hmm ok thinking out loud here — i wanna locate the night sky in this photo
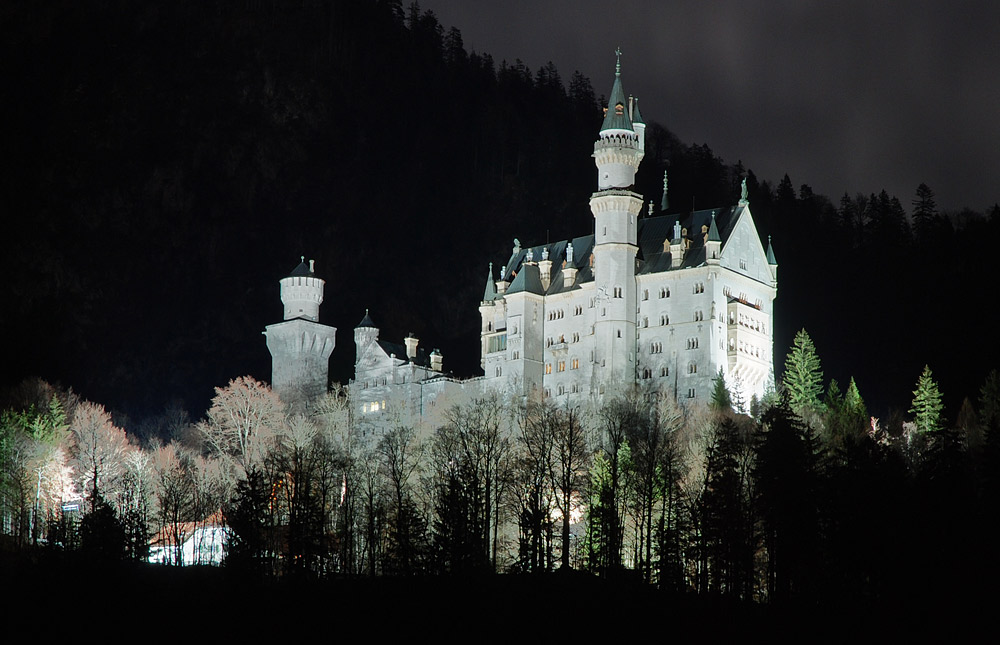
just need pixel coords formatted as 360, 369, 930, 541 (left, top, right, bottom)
422, 0, 1000, 212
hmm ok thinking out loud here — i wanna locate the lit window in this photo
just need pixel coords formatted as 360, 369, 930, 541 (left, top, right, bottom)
545, 363, 552, 375
558, 361, 565, 372
572, 358, 579, 370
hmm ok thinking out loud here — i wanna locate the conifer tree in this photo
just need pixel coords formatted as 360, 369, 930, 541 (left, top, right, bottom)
783, 329, 824, 416
710, 368, 732, 413
909, 365, 944, 433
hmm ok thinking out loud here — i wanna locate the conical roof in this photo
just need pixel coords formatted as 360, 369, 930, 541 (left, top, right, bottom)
356, 309, 377, 328
600, 52, 633, 133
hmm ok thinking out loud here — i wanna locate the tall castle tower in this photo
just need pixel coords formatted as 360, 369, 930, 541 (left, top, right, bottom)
591, 50, 645, 390
263, 257, 337, 412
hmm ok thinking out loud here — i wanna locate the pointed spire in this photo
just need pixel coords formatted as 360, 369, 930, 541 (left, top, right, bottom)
766, 235, 777, 265
630, 96, 644, 125
739, 177, 749, 207
600, 48, 634, 133
483, 262, 497, 301
356, 308, 376, 329
661, 170, 669, 211
708, 212, 721, 242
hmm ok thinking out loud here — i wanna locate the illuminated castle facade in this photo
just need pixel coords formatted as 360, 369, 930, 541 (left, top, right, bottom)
265, 57, 777, 424
477, 57, 777, 408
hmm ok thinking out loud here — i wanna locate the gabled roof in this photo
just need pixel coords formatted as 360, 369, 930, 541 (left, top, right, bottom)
501, 235, 596, 294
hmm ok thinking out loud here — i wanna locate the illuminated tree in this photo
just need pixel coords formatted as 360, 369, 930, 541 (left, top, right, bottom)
70, 401, 132, 513
199, 376, 285, 476
783, 329, 824, 417
909, 365, 944, 434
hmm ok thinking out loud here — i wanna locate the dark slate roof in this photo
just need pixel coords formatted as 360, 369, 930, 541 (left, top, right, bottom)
506, 263, 545, 296
501, 235, 596, 294
636, 207, 740, 273
288, 258, 312, 277
499, 204, 749, 287
356, 310, 377, 329
600, 70, 633, 133
483, 264, 497, 301
631, 96, 644, 125
376, 340, 432, 367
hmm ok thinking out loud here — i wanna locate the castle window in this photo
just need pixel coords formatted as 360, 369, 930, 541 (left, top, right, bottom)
572, 358, 579, 370
687, 338, 699, 350
650, 342, 663, 354
694, 310, 704, 322
545, 363, 552, 375
660, 366, 669, 377
617, 330, 622, 338
642, 368, 652, 379
687, 388, 696, 399
558, 361, 566, 372
660, 287, 670, 298
660, 314, 669, 326
575, 305, 583, 315
642, 289, 649, 301
488, 322, 493, 331
643, 317, 648, 328
613, 286, 623, 298
558, 385, 565, 395
572, 332, 580, 343
512, 351, 520, 360
688, 362, 697, 374
693, 283, 704, 294
495, 366, 502, 377
740, 258, 748, 270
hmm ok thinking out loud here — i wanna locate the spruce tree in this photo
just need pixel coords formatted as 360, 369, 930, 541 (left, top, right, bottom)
710, 367, 733, 412
783, 329, 824, 416
909, 365, 944, 433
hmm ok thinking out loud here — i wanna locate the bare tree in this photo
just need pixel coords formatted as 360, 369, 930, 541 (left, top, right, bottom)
70, 401, 132, 512
198, 376, 285, 477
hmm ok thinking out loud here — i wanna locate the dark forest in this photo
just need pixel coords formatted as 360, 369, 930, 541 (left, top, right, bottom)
3, 0, 1000, 628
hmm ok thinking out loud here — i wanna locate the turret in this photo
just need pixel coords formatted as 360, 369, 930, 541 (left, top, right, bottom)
354, 309, 379, 363
280, 257, 324, 322
593, 49, 644, 190
591, 50, 644, 389
264, 258, 337, 413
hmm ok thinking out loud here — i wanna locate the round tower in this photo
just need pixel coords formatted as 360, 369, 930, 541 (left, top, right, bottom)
591, 50, 645, 390
264, 258, 337, 413
280, 257, 324, 321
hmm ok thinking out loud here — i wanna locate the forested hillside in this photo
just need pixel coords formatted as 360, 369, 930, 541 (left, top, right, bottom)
4, 0, 999, 427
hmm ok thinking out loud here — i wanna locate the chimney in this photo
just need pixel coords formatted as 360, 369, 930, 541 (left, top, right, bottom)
563, 242, 577, 288
430, 349, 443, 372
404, 333, 419, 361
309, 259, 315, 273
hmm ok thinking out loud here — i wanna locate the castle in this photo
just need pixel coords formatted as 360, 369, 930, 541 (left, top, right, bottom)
265, 55, 777, 428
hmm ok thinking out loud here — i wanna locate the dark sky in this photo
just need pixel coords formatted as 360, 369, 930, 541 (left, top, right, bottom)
423, 0, 1000, 212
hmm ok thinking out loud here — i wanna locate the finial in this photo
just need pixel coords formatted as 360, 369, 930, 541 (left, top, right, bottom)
542, 246, 549, 261
526, 248, 534, 262
615, 47, 622, 76
513, 238, 521, 255
566, 242, 574, 263
301, 255, 305, 263
489, 261, 493, 274
661, 170, 669, 211
648, 201, 654, 216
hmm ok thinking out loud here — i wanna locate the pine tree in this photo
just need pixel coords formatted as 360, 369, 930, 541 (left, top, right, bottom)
909, 365, 944, 433
912, 183, 938, 238
783, 329, 824, 416
710, 368, 732, 413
